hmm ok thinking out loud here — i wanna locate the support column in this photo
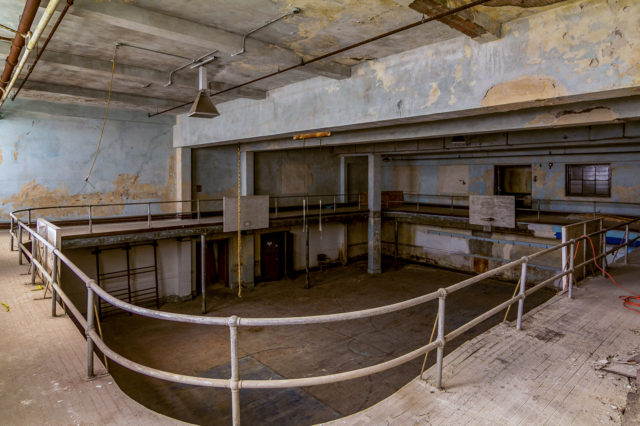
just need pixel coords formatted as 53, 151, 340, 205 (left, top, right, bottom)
240, 151, 254, 196
368, 153, 381, 275
339, 156, 347, 202
176, 147, 191, 214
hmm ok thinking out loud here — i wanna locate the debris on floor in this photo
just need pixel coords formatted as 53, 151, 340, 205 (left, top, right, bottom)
1, 302, 9, 312
594, 350, 640, 379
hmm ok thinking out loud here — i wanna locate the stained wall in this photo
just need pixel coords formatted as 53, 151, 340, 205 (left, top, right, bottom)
0, 100, 176, 221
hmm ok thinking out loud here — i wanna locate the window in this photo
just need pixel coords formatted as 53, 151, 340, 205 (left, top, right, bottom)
565, 164, 611, 197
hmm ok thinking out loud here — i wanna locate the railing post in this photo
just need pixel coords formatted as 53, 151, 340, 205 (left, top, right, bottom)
9, 216, 14, 251
51, 254, 58, 317
600, 219, 606, 277
88, 205, 93, 233
86, 283, 96, 378
228, 315, 241, 426
333, 195, 336, 212
416, 195, 419, 211
537, 200, 540, 222
568, 241, 575, 299
147, 202, 152, 228
30, 237, 36, 285
435, 288, 446, 390
18, 225, 23, 265
197, 199, 201, 223
624, 224, 629, 265
517, 259, 527, 331
275, 198, 278, 217
201, 234, 206, 314
28, 209, 32, 228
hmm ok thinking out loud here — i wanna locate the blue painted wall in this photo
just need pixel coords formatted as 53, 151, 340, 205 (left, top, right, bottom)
0, 100, 176, 221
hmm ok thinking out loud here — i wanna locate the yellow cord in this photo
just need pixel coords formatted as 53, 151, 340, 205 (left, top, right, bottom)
420, 312, 439, 378
503, 277, 522, 323
85, 45, 117, 184
237, 144, 242, 298
93, 304, 109, 371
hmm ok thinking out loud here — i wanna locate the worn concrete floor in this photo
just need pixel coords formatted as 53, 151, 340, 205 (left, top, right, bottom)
101, 260, 554, 425
0, 232, 186, 425
334, 254, 640, 425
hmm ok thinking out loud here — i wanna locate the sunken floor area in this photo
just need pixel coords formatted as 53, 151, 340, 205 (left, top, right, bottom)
101, 260, 555, 425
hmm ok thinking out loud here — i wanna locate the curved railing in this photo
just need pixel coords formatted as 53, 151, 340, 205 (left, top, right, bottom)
7, 202, 640, 426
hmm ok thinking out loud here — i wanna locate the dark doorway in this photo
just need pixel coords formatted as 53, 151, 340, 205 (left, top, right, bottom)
261, 232, 285, 282
495, 165, 532, 208
195, 239, 229, 293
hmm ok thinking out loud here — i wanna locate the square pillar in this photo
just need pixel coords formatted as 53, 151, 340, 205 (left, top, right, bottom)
176, 147, 191, 214
241, 151, 254, 196
339, 156, 347, 202
368, 154, 382, 274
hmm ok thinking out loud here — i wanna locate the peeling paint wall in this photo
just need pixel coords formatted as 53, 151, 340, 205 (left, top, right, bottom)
0, 101, 176, 220
175, 0, 640, 147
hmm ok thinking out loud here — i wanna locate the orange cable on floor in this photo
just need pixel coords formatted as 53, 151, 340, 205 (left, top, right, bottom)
580, 234, 640, 315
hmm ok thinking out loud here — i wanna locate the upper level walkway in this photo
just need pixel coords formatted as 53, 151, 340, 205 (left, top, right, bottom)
333, 251, 640, 425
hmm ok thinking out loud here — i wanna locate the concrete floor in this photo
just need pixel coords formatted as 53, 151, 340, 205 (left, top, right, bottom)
335, 253, 640, 425
0, 232, 186, 425
100, 259, 555, 425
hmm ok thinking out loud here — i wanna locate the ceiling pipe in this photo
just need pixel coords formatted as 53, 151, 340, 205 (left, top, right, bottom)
0, 0, 62, 109
0, 0, 41, 94
11, 0, 74, 101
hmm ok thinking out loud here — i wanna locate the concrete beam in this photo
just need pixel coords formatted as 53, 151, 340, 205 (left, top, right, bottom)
408, 0, 501, 42
66, 1, 351, 80
17, 80, 188, 112
0, 44, 266, 100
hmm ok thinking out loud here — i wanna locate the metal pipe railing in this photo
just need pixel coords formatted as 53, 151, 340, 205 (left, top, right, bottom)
9, 208, 639, 426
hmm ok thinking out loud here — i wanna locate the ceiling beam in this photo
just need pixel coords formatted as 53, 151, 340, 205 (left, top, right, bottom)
16, 80, 189, 112
0, 43, 266, 101
65, 1, 351, 80
406, 0, 501, 42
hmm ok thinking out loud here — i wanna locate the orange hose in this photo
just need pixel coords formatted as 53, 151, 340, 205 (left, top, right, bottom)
582, 234, 640, 314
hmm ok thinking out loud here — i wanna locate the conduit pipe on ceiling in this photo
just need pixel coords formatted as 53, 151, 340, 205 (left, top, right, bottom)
0, 0, 62, 109
12, 0, 74, 100
0, 0, 40, 93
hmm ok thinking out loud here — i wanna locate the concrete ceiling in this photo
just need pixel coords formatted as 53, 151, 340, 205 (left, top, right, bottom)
0, 0, 568, 114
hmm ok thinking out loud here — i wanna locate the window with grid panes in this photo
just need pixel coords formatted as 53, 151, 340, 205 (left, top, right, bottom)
565, 164, 611, 197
